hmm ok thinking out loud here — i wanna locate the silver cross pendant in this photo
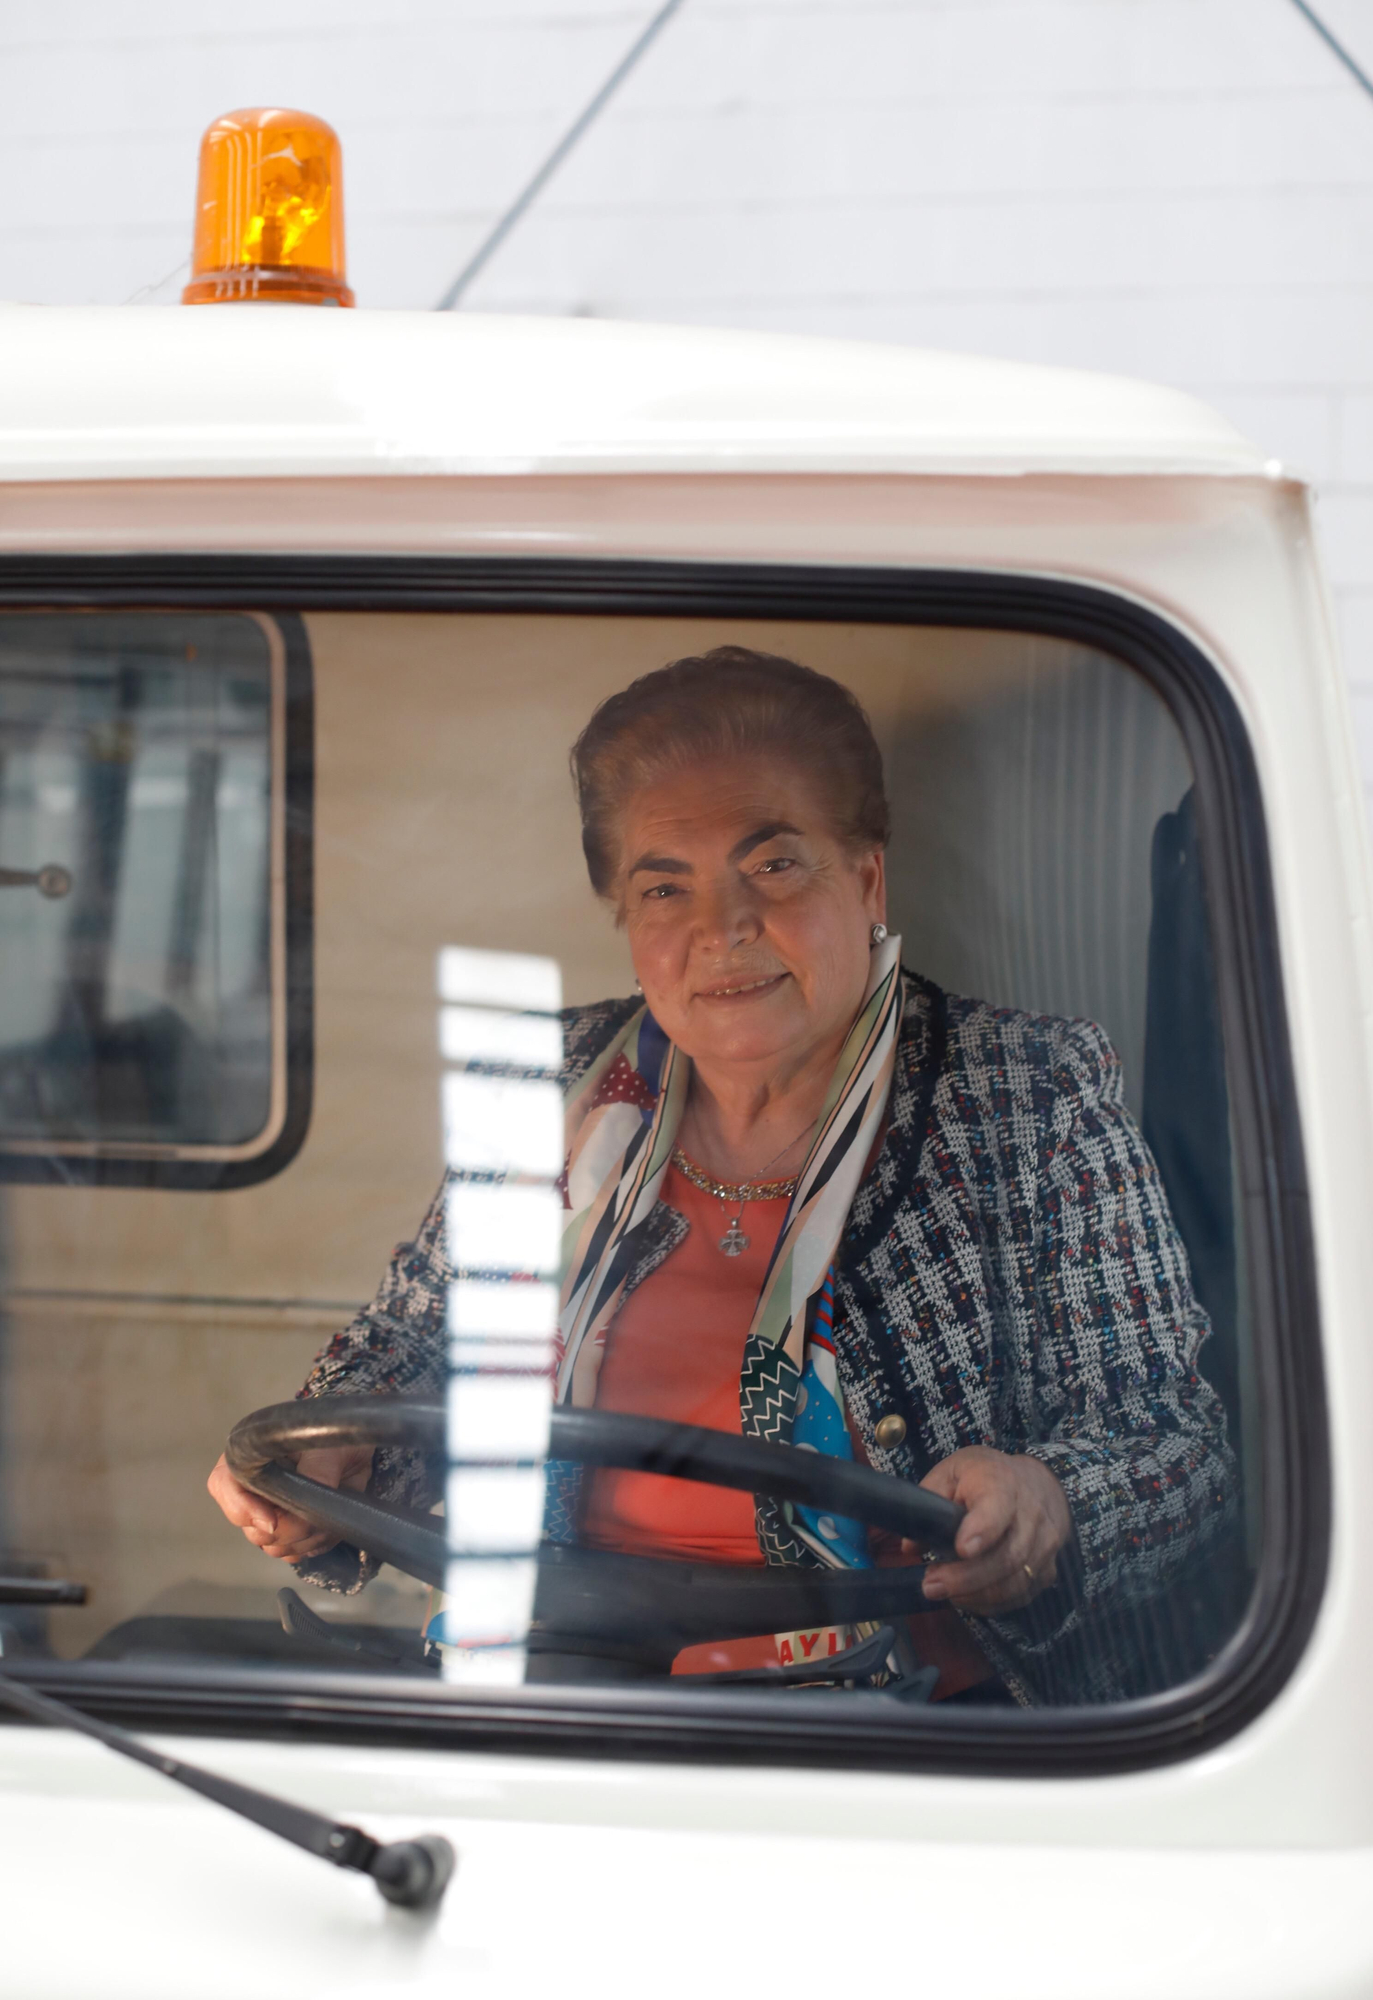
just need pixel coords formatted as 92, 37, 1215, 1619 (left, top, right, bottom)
719, 1215, 750, 1256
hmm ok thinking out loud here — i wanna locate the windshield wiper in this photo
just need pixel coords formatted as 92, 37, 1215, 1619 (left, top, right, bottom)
0, 1671, 455, 1910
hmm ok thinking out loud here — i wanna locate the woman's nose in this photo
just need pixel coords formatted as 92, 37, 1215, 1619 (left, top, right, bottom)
696, 876, 761, 951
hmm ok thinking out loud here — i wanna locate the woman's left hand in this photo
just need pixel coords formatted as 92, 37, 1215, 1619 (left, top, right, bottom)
914, 1446, 1073, 1613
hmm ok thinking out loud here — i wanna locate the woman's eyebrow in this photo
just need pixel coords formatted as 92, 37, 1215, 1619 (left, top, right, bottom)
628, 852, 692, 877
729, 821, 802, 862
627, 822, 802, 876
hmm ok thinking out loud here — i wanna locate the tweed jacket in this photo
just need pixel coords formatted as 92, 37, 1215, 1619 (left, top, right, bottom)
297, 973, 1236, 1706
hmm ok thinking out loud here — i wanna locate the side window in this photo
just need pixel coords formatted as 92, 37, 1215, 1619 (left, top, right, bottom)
0, 612, 310, 1184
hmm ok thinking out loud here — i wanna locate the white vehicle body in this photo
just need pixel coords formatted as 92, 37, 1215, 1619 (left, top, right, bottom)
0, 305, 1369, 1998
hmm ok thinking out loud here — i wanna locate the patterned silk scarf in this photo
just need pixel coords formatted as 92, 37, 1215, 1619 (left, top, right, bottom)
551, 933, 905, 1576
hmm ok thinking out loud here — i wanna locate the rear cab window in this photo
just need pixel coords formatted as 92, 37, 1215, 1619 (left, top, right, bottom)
0, 611, 310, 1186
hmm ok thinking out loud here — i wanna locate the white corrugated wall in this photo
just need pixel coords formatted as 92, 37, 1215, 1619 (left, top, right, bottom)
3, 0, 1372, 802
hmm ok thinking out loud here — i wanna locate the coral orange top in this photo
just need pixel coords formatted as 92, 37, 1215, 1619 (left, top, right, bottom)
582, 1162, 993, 1695
583, 1162, 781, 1568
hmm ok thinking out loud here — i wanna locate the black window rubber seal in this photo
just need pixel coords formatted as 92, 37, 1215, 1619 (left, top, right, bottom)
0, 554, 1327, 1781
0, 604, 314, 1191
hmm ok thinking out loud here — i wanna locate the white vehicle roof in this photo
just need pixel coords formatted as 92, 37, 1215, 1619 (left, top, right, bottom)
0, 304, 1265, 483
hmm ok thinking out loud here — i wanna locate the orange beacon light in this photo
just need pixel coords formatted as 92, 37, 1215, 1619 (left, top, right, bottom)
182, 107, 354, 307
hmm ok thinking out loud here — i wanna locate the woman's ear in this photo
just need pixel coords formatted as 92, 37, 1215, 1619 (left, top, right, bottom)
857, 846, 887, 924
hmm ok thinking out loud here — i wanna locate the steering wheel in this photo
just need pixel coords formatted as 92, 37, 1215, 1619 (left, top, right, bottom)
226, 1397, 965, 1683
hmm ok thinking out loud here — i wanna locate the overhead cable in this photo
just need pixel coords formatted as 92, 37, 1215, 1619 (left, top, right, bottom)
1289, 0, 1373, 103
436, 0, 687, 311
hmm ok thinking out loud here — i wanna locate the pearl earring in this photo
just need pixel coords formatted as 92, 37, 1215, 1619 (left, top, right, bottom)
870, 923, 888, 947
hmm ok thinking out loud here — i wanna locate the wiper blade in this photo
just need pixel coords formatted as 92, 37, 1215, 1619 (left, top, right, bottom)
0, 1671, 455, 1910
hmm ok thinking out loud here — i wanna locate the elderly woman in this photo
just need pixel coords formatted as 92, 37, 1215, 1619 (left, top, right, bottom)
209, 646, 1235, 1705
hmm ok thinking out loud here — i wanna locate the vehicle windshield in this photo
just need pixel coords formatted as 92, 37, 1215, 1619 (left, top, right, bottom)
0, 605, 1268, 1725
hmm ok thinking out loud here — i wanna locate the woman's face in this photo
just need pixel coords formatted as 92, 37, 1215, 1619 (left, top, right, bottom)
616, 756, 886, 1077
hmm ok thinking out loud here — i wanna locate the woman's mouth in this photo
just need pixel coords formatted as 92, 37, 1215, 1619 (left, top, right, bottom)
696, 973, 789, 1002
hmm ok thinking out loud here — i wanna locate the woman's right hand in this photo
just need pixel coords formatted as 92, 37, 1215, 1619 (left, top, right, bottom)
206, 1446, 375, 1563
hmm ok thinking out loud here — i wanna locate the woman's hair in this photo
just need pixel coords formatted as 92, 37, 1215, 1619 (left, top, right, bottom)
570, 645, 891, 898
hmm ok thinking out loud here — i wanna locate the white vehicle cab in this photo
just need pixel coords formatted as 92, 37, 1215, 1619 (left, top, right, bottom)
0, 109, 1368, 1999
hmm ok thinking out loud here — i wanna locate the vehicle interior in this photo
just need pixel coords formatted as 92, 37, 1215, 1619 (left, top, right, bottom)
0, 605, 1260, 1709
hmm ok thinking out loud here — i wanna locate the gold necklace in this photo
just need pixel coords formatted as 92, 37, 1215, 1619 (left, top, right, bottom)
671, 1149, 801, 1204
671, 1134, 808, 1257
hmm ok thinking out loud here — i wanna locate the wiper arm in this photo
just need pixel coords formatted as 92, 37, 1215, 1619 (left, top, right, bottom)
0, 1671, 455, 1910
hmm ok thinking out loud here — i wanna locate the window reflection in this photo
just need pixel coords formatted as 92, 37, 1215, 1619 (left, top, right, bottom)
436, 944, 563, 1685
